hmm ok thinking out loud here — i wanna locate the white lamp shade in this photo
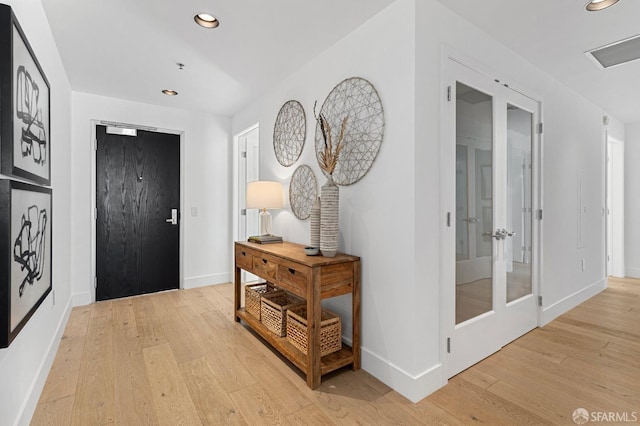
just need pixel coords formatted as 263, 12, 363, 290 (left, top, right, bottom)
246, 181, 283, 210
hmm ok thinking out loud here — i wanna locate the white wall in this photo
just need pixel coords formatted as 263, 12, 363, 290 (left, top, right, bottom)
71, 92, 232, 304
0, 1, 73, 425
625, 123, 640, 278
232, 0, 422, 399
234, 0, 615, 402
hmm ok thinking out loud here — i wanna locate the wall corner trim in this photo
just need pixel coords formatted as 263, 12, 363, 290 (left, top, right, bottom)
540, 277, 607, 326
72, 291, 92, 307
361, 347, 443, 403
184, 273, 232, 290
16, 296, 73, 426
625, 267, 640, 279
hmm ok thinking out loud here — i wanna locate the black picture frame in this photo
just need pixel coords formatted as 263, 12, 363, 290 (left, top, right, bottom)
0, 180, 52, 348
0, 4, 51, 186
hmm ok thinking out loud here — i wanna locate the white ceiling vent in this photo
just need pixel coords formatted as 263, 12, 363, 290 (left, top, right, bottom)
586, 34, 640, 69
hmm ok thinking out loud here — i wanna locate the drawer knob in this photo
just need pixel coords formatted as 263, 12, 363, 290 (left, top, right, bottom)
288, 268, 296, 275
242, 251, 246, 256
262, 259, 267, 264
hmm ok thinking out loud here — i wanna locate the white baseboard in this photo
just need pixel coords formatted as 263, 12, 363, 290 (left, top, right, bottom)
71, 274, 232, 305
72, 291, 92, 307
540, 277, 607, 326
625, 267, 640, 279
17, 296, 73, 426
361, 346, 444, 403
184, 273, 231, 289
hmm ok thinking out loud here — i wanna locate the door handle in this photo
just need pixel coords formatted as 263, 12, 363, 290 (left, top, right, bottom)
489, 229, 506, 240
487, 229, 515, 240
500, 228, 516, 237
165, 208, 178, 225
462, 217, 478, 223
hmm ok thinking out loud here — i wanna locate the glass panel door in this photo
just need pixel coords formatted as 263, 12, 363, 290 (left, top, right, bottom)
444, 58, 540, 378
455, 82, 494, 324
506, 104, 533, 303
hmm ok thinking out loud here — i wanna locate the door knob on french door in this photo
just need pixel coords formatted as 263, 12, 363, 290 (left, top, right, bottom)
500, 228, 516, 237
165, 208, 178, 225
490, 229, 506, 240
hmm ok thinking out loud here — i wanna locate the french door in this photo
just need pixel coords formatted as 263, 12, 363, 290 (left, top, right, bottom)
443, 59, 540, 377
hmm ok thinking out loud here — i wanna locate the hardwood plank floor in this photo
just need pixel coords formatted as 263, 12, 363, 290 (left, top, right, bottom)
32, 277, 640, 425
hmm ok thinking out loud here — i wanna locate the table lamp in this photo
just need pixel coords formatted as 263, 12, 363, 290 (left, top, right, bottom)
246, 181, 283, 238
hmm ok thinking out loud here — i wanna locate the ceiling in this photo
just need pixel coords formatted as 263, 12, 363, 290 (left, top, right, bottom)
40, 0, 396, 117
41, 0, 640, 123
435, 0, 640, 124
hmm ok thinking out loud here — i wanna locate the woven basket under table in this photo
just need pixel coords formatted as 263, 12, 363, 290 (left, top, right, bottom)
245, 282, 283, 320
260, 291, 305, 337
286, 306, 342, 357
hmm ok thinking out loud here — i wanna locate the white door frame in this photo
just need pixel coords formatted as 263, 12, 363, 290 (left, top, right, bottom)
606, 134, 625, 277
439, 49, 544, 380
90, 120, 185, 303
232, 123, 260, 282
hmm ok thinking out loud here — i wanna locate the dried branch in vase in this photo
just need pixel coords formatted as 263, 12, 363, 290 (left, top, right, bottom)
314, 100, 348, 175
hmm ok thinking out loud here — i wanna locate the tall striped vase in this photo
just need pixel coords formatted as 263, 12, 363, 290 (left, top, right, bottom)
320, 175, 339, 257
310, 197, 321, 249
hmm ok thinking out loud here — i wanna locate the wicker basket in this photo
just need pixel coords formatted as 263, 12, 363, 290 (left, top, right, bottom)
286, 306, 342, 356
261, 292, 305, 337
245, 282, 283, 320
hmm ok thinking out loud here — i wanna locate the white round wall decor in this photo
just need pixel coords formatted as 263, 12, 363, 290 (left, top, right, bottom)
314, 77, 384, 185
273, 100, 306, 167
289, 165, 318, 220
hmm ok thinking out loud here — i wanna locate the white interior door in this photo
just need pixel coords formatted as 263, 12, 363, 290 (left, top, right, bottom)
443, 59, 539, 377
606, 138, 625, 277
237, 125, 260, 283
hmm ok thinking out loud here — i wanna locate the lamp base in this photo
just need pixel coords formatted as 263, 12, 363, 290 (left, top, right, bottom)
259, 209, 273, 236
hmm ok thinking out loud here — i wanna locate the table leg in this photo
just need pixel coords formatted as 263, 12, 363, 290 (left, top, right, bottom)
306, 268, 322, 388
234, 266, 241, 322
352, 260, 361, 370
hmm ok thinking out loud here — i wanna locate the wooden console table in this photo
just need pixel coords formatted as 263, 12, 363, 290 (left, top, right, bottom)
234, 241, 361, 388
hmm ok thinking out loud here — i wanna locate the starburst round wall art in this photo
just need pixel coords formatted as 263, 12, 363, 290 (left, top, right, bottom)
273, 100, 306, 167
314, 77, 384, 186
289, 165, 318, 220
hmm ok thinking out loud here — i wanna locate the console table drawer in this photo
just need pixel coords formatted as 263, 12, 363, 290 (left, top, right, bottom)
278, 264, 308, 292
235, 246, 254, 270
252, 254, 278, 280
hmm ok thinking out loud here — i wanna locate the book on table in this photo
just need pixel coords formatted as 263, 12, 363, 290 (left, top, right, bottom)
248, 235, 283, 244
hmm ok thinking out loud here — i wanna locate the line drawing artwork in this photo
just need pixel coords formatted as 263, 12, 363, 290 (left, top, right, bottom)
16, 65, 47, 166
13, 205, 47, 297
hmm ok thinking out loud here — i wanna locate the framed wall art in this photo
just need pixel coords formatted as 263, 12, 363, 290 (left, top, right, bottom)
0, 180, 52, 348
0, 4, 51, 185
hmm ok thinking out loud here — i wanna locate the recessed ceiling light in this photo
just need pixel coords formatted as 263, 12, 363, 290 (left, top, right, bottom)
162, 89, 178, 96
194, 13, 219, 29
586, 0, 620, 11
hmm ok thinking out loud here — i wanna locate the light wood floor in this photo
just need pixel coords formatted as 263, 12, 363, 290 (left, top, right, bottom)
457, 262, 532, 323
33, 277, 640, 425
